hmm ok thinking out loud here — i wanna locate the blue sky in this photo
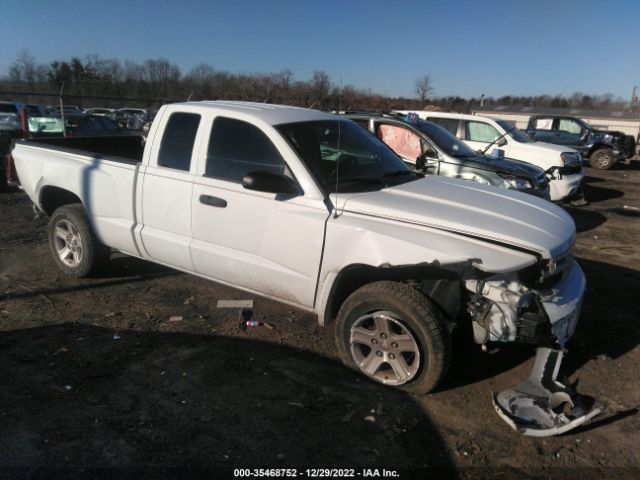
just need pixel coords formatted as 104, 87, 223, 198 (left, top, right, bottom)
1, 0, 638, 99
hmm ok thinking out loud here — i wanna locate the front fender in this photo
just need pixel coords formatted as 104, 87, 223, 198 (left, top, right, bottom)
322, 211, 538, 273
314, 211, 538, 323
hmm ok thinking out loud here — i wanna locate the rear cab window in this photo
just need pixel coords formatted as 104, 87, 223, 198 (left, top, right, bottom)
534, 118, 554, 131
157, 112, 201, 171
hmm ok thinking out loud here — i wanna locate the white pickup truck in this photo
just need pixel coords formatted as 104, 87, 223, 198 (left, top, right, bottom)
13, 101, 600, 435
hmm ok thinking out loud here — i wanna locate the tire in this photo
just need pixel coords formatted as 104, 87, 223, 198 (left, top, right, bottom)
589, 148, 614, 170
48, 204, 110, 277
335, 281, 451, 394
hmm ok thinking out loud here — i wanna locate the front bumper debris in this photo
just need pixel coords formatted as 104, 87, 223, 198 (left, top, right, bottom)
493, 347, 604, 437
466, 260, 586, 347
467, 261, 601, 435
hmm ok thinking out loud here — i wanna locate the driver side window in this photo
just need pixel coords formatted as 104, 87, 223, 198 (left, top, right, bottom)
558, 119, 582, 134
376, 124, 422, 161
464, 121, 500, 142
206, 117, 286, 182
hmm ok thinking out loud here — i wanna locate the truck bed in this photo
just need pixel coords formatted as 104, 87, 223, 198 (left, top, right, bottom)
23, 135, 146, 164
13, 135, 145, 258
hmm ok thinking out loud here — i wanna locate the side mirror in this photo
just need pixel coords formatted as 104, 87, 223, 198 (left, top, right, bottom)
416, 150, 438, 172
423, 146, 438, 159
497, 137, 507, 147
242, 171, 299, 195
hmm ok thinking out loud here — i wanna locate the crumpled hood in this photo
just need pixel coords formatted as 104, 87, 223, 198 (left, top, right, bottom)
592, 129, 625, 141
593, 128, 623, 136
468, 154, 546, 179
336, 176, 575, 259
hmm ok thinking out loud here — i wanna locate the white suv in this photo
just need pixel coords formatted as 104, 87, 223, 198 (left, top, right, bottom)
394, 111, 584, 202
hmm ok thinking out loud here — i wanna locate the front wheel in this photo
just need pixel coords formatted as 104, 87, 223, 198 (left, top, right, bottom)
589, 148, 614, 170
48, 204, 110, 277
335, 281, 451, 394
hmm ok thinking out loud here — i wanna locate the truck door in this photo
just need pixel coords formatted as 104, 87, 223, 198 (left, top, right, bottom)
139, 111, 201, 271
555, 118, 585, 147
190, 116, 327, 309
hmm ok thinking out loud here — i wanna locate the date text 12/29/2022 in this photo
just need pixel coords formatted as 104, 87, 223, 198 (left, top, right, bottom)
233, 468, 399, 478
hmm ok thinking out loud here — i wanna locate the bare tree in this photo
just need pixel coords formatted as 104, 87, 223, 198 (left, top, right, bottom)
414, 75, 433, 106
143, 58, 181, 99
4, 50, 632, 113
310, 70, 331, 109
8, 50, 39, 91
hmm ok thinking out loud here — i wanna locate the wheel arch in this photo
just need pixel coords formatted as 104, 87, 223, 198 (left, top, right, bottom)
587, 142, 614, 157
322, 263, 464, 327
39, 186, 83, 216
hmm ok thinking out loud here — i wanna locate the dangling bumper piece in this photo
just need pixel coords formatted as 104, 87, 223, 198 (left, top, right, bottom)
493, 347, 605, 437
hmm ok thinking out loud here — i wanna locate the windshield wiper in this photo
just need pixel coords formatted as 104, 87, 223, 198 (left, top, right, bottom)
479, 127, 516, 156
323, 176, 385, 186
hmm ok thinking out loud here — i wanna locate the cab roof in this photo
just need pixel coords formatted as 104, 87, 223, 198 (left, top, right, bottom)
171, 101, 337, 126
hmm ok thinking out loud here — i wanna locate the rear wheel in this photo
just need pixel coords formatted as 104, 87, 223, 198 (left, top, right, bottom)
335, 281, 451, 394
589, 148, 614, 170
48, 204, 110, 277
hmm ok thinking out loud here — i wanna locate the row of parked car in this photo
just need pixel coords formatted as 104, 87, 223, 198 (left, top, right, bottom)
342, 111, 579, 203
338, 110, 635, 206
0, 101, 157, 190
0, 101, 156, 137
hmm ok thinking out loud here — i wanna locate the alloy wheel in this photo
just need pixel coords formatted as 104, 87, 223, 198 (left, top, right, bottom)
349, 310, 421, 385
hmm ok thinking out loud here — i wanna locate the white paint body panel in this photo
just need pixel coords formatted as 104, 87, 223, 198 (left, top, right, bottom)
190, 177, 327, 307
13, 144, 140, 256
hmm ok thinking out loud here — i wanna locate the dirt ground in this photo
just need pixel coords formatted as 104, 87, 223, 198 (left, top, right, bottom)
1, 162, 639, 479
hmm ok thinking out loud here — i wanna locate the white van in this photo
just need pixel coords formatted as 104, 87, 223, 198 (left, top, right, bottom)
394, 111, 584, 202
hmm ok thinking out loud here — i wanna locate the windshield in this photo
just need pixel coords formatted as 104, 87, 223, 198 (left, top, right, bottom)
414, 119, 477, 157
0, 103, 18, 114
496, 120, 534, 143
277, 120, 420, 193
578, 118, 593, 130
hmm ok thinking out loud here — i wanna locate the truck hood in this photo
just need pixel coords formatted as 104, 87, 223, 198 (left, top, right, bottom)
510, 141, 578, 169
463, 154, 546, 179
336, 176, 575, 259
593, 128, 625, 138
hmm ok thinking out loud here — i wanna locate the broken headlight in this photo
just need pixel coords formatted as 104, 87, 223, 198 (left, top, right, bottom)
498, 173, 532, 190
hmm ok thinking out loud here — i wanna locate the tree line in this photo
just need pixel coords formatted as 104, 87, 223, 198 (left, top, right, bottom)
0, 50, 632, 113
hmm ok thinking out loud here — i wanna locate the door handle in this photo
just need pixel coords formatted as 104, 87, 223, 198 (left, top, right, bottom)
199, 194, 227, 208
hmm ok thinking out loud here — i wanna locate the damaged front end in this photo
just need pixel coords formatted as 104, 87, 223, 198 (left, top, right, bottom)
464, 257, 604, 436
